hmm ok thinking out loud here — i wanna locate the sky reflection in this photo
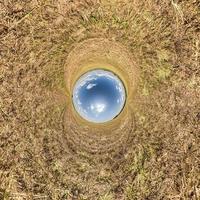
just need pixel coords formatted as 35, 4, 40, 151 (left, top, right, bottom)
72, 69, 126, 123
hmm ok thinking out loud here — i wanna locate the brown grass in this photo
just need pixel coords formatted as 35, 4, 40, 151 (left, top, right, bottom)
0, 0, 200, 199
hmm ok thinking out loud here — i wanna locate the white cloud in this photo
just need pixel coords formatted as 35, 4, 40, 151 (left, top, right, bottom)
96, 103, 105, 113
86, 83, 97, 90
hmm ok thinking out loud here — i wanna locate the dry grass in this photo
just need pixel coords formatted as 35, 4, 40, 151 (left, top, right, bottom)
0, 0, 200, 199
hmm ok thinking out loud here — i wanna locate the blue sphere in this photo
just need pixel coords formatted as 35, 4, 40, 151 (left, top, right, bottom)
72, 69, 126, 123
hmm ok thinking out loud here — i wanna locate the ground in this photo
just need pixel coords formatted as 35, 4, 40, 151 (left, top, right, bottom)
0, 0, 200, 199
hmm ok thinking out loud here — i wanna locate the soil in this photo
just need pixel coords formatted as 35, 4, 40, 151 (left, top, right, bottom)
0, 0, 200, 200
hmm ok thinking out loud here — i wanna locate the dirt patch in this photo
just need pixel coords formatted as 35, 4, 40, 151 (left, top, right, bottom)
0, 0, 200, 199
63, 38, 139, 154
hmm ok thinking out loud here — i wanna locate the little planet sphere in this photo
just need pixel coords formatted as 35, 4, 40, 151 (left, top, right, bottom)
72, 69, 126, 123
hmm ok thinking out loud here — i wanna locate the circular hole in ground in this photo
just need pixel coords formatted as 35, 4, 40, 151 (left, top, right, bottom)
72, 69, 126, 123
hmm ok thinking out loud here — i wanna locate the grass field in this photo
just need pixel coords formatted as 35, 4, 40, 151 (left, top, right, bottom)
0, 0, 200, 199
